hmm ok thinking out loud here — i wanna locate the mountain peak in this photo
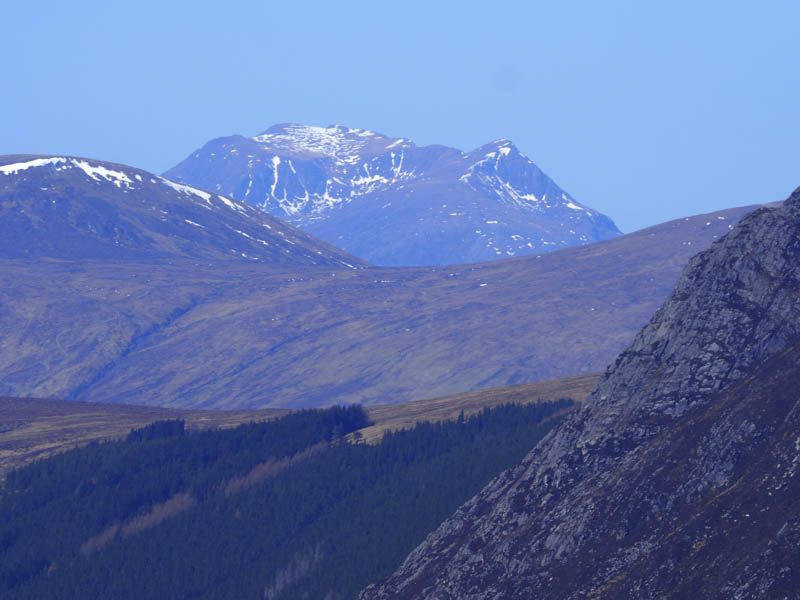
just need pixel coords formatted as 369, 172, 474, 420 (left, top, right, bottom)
474, 139, 518, 158
258, 122, 383, 138
787, 184, 800, 205
165, 125, 622, 265
1, 155, 136, 189
251, 123, 412, 164
0, 153, 363, 268
488, 137, 516, 149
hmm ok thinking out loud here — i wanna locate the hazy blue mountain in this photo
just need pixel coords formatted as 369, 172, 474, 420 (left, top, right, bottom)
165, 124, 621, 266
0, 154, 362, 267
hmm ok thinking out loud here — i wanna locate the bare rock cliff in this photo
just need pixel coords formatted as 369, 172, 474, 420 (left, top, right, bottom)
361, 187, 800, 599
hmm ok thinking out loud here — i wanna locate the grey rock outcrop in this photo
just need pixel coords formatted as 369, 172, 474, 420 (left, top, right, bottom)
360, 187, 800, 599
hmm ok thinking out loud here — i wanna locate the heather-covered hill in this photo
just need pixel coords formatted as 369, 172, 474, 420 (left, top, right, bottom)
0, 372, 597, 477
0, 192, 756, 408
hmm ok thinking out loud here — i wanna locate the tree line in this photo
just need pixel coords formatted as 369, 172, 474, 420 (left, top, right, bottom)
1, 399, 572, 599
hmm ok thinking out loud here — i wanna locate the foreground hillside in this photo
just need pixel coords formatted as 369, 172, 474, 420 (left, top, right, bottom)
0, 152, 757, 407
0, 402, 570, 599
357, 372, 598, 443
165, 124, 621, 265
361, 189, 800, 599
0, 397, 286, 478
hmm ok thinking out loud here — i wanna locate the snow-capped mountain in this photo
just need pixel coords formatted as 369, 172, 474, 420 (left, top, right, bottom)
165, 124, 621, 266
0, 154, 362, 267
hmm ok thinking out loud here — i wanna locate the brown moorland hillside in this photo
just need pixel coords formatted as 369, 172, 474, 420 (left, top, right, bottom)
0, 396, 285, 478
0, 372, 598, 478
0, 154, 764, 408
0, 204, 756, 409
357, 372, 598, 443
0, 204, 760, 409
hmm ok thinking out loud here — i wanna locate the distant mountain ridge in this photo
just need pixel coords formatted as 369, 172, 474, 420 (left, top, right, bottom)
0, 148, 757, 408
0, 154, 362, 267
164, 124, 621, 266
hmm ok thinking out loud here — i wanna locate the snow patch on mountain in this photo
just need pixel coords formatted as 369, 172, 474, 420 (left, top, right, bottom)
1, 157, 135, 189
72, 160, 134, 188
253, 124, 386, 164
386, 138, 412, 149
158, 177, 212, 203
563, 194, 593, 213
0, 157, 69, 175
214, 194, 250, 215
158, 178, 250, 218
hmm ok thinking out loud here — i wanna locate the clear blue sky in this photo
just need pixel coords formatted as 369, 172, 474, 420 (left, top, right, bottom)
3, 0, 798, 232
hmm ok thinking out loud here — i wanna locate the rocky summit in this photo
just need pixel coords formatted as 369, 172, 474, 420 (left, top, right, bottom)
164, 124, 621, 266
360, 186, 800, 599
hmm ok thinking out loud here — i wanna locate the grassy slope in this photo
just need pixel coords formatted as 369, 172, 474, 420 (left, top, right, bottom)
0, 372, 598, 478
359, 372, 598, 443
0, 205, 756, 410
0, 396, 285, 478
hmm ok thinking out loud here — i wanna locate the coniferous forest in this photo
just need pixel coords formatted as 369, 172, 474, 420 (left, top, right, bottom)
0, 400, 571, 599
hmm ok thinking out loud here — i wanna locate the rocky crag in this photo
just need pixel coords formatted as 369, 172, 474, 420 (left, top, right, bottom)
361, 187, 800, 599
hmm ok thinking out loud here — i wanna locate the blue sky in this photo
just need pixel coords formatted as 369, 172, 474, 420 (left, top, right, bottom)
3, 0, 798, 232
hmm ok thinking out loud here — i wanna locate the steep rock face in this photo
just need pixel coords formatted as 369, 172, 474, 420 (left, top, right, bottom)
165, 124, 621, 266
361, 187, 800, 599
